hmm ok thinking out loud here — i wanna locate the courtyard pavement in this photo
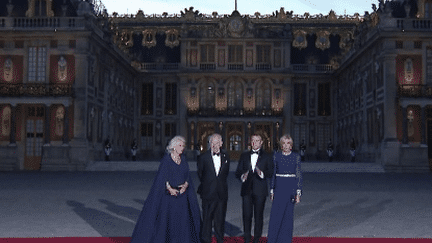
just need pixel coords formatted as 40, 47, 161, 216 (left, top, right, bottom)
0, 161, 431, 239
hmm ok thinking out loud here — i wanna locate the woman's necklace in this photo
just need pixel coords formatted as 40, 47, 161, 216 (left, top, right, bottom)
171, 153, 181, 164
282, 151, 292, 156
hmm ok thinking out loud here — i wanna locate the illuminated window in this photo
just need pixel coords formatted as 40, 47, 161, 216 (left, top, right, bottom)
256, 81, 271, 110
227, 81, 243, 109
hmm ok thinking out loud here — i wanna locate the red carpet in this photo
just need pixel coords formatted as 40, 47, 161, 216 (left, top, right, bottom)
1, 237, 432, 243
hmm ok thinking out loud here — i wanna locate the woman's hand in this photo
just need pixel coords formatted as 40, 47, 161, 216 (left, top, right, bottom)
166, 183, 179, 196
295, 195, 301, 204
179, 181, 189, 194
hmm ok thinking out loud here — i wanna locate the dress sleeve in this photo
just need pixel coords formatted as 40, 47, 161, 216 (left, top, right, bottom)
270, 152, 277, 191
296, 153, 302, 192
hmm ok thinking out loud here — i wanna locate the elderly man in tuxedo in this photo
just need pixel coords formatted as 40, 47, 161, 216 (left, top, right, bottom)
235, 134, 274, 243
197, 133, 231, 243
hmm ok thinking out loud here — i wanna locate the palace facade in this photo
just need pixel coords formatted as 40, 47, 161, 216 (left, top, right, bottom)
0, 0, 431, 172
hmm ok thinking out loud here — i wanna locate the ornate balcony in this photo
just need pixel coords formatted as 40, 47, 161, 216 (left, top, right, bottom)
0, 83, 74, 97
394, 19, 432, 31
187, 108, 283, 117
397, 84, 432, 98
0, 17, 85, 29
137, 63, 179, 72
292, 64, 334, 73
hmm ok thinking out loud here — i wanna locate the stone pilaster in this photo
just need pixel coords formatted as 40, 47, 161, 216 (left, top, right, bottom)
380, 53, 400, 167
382, 54, 398, 141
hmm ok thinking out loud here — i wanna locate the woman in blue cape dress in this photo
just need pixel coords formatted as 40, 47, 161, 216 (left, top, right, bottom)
267, 134, 302, 243
130, 136, 201, 243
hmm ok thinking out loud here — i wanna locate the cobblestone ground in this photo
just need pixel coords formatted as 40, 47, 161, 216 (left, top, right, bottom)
0, 171, 431, 238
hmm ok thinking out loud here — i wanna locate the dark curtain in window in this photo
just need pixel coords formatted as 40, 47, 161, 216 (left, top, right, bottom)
294, 83, 306, 116
165, 83, 177, 115
318, 83, 331, 116
141, 83, 153, 115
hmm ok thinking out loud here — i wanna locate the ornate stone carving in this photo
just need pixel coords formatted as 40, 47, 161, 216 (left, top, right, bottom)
180, 7, 202, 20
339, 31, 353, 53
228, 18, 245, 37
275, 7, 293, 20
142, 29, 157, 48
292, 30, 308, 50
165, 29, 180, 48
328, 10, 337, 21
315, 30, 330, 50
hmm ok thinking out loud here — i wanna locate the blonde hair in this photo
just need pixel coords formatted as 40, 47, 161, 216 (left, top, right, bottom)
279, 134, 293, 146
166, 135, 186, 153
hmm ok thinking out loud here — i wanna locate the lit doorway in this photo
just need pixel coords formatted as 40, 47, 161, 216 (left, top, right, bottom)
24, 105, 45, 170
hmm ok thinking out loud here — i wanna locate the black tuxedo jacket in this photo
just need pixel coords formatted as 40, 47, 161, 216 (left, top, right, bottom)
197, 150, 231, 201
235, 149, 274, 197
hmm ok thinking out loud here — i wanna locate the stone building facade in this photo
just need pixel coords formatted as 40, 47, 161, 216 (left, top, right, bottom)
0, 0, 431, 172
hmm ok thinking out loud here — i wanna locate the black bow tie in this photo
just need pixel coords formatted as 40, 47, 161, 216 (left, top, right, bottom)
213, 152, 220, 156
251, 151, 259, 155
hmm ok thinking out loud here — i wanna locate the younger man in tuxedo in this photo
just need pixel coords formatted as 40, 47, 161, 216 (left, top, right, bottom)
197, 133, 231, 243
235, 134, 274, 243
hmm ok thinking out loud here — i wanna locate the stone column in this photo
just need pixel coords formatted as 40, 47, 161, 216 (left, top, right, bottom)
63, 105, 69, 145
284, 39, 291, 69
9, 104, 16, 145
421, 106, 427, 145
380, 54, 400, 167
44, 104, 50, 145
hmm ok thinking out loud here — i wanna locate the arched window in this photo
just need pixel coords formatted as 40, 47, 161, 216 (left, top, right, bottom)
227, 81, 243, 109
229, 134, 242, 151
256, 81, 271, 110
200, 81, 215, 109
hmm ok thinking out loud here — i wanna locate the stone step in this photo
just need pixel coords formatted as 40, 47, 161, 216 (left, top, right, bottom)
85, 161, 385, 173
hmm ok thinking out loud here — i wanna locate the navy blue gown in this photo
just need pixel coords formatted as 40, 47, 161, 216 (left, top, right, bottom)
130, 153, 201, 243
267, 152, 302, 243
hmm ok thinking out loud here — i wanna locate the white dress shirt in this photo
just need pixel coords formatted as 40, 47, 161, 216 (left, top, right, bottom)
251, 150, 264, 179
251, 150, 259, 172
212, 152, 221, 176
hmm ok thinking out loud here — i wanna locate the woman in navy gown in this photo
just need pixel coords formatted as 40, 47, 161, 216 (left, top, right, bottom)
267, 134, 302, 243
130, 136, 201, 243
